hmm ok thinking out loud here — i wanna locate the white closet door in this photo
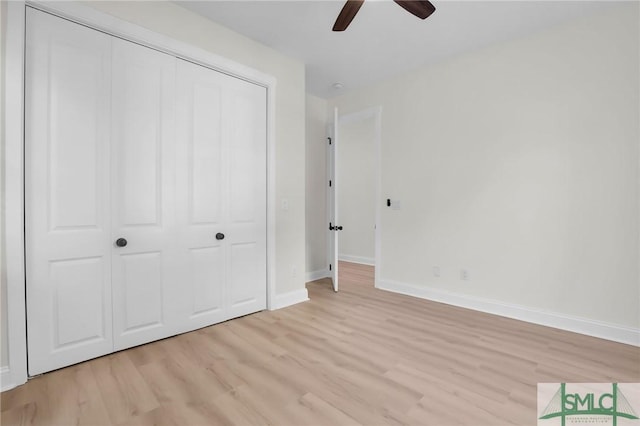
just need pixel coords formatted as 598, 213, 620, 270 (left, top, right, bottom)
26, 9, 269, 374
175, 60, 267, 329
224, 75, 267, 319
110, 38, 179, 351
174, 60, 228, 330
25, 8, 114, 375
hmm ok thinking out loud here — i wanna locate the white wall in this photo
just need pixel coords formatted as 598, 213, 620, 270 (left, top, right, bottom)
328, 4, 639, 332
338, 116, 376, 264
305, 95, 328, 278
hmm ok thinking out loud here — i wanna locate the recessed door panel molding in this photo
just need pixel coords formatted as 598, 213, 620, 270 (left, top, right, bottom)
191, 83, 223, 225
121, 252, 163, 331
112, 38, 175, 229
51, 257, 107, 349
25, 7, 114, 376
228, 242, 263, 311
49, 44, 103, 230
118, 65, 162, 227
227, 93, 258, 223
226, 83, 268, 225
111, 37, 179, 352
189, 246, 225, 317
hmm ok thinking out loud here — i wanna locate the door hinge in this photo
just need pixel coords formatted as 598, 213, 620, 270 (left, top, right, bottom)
327, 137, 332, 145
329, 264, 332, 271
329, 180, 332, 187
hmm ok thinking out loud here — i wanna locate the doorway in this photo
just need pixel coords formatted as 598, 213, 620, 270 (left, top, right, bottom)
328, 107, 382, 289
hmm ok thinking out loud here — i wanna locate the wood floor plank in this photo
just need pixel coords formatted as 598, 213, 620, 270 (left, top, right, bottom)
297, 392, 363, 426
208, 387, 271, 426
1, 375, 49, 415
90, 353, 160, 424
2, 261, 638, 425
136, 353, 228, 405
123, 337, 174, 369
0, 402, 39, 426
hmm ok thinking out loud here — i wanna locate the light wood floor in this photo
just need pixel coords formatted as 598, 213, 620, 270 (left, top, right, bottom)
2, 261, 639, 425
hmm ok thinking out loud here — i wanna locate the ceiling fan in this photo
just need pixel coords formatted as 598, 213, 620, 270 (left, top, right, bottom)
333, 0, 436, 31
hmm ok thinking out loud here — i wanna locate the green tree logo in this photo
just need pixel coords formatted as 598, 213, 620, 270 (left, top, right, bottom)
539, 383, 639, 426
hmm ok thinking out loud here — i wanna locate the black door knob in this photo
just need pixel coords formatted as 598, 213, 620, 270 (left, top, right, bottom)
329, 223, 343, 231
115, 238, 127, 247
215, 233, 225, 240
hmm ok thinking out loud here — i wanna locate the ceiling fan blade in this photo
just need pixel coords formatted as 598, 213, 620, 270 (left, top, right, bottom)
393, 0, 436, 20
333, 0, 365, 32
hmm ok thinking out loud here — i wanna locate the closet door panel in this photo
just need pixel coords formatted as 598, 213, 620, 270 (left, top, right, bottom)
225, 81, 267, 318
228, 242, 261, 308
49, 48, 102, 229
25, 8, 113, 375
175, 60, 228, 329
227, 90, 265, 223
111, 38, 179, 350
189, 246, 225, 317
191, 85, 223, 225
175, 60, 267, 327
118, 63, 162, 226
120, 252, 163, 329
50, 258, 106, 347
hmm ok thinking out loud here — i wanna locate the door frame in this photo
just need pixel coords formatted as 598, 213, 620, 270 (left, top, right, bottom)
328, 106, 383, 287
3, 0, 278, 390
326, 108, 338, 291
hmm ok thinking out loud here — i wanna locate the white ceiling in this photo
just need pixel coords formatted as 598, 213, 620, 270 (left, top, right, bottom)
177, 0, 620, 98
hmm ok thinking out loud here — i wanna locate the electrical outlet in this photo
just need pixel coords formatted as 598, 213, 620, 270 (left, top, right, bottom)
433, 266, 440, 277
460, 269, 469, 281
291, 266, 297, 278
281, 198, 289, 211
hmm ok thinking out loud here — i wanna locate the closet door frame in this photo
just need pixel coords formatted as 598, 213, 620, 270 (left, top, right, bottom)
4, 0, 277, 391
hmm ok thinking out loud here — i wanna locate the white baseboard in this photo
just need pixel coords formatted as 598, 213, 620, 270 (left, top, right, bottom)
338, 254, 375, 266
377, 279, 640, 347
1, 366, 15, 392
270, 288, 309, 310
306, 268, 329, 282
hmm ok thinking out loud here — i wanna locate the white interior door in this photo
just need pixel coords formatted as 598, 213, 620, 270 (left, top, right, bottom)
25, 8, 114, 375
175, 59, 267, 327
174, 60, 228, 330
110, 37, 180, 351
328, 107, 339, 291
223, 71, 268, 318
